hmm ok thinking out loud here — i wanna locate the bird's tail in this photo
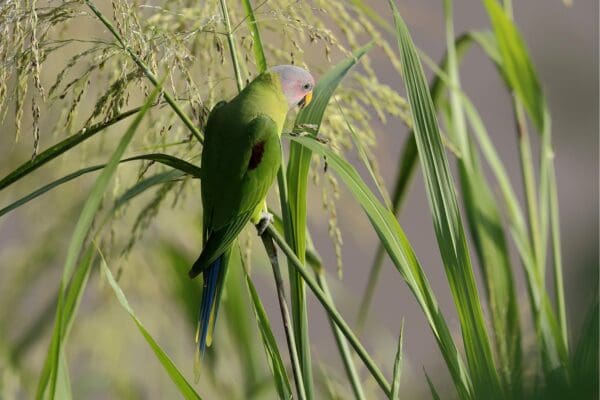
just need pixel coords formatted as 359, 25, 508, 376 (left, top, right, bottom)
194, 250, 230, 376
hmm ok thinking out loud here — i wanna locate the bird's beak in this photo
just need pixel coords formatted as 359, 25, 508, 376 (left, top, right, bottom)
298, 91, 313, 109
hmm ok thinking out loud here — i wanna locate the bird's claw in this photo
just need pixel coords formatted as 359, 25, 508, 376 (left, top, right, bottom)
256, 211, 273, 236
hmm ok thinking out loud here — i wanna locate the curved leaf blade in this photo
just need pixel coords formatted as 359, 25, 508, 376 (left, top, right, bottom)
0, 154, 200, 218
389, 1, 502, 397
37, 80, 163, 400
99, 255, 202, 400
287, 134, 472, 398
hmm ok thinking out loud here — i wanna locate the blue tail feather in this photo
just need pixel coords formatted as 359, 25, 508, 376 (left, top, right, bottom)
197, 255, 222, 355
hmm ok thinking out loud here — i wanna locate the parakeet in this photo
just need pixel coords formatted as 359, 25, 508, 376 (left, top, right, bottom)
189, 65, 315, 357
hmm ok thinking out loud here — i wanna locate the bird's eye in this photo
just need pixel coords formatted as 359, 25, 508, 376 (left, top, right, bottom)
303, 83, 311, 90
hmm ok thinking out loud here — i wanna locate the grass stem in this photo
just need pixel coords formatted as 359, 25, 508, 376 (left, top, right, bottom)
264, 225, 392, 398
219, 0, 244, 92
84, 0, 203, 144
260, 233, 307, 400
314, 268, 366, 400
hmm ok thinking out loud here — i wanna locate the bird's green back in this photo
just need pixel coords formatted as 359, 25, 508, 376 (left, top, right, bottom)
200, 71, 288, 240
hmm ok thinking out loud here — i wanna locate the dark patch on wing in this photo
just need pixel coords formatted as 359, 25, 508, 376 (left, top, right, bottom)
248, 141, 265, 170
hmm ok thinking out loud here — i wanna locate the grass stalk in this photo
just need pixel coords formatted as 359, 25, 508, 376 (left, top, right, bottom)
260, 233, 307, 400
515, 101, 544, 280
84, 0, 203, 144
549, 164, 568, 349
265, 225, 392, 398
219, 0, 244, 92
314, 267, 366, 400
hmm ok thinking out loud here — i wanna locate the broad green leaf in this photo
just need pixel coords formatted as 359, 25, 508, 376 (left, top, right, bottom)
99, 255, 202, 400
242, 264, 292, 400
37, 81, 162, 400
284, 43, 372, 400
287, 135, 471, 398
389, 1, 501, 397
0, 154, 200, 218
483, 0, 546, 133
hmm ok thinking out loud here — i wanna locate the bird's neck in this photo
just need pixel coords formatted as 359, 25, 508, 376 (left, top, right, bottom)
242, 72, 289, 131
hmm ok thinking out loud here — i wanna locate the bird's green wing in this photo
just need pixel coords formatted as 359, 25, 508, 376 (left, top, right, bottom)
189, 114, 281, 278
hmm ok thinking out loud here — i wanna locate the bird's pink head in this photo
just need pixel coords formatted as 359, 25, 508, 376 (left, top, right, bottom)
270, 65, 315, 109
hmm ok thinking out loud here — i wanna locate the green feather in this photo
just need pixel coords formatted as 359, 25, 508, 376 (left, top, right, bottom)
189, 72, 287, 277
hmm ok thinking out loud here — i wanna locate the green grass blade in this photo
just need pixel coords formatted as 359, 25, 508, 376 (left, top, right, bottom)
285, 43, 372, 400
475, 4, 569, 376
484, 2, 554, 319
36, 81, 162, 400
0, 106, 142, 192
222, 254, 262, 395
390, 320, 404, 400
571, 299, 599, 398
35, 245, 95, 400
241, 0, 267, 72
314, 267, 366, 400
241, 261, 293, 400
357, 32, 474, 330
56, 355, 72, 400
265, 224, 392, 398
278, 208, 365, 400
482, 0, 546, 133
98, 255, 202, 400
443, 1, 521, 395
462, 96, 569, 370
389, 1, 501, 397
0, 154, 200, 218
287, 135, 471, 398
340, 101, 390, 208
424, 370, 442, 400
113, 170, 185, 210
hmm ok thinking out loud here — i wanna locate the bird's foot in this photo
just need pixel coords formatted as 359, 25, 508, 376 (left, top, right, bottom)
256, 211, 273, 236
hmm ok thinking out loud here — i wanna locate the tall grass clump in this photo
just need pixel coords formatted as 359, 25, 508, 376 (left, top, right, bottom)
0, 0, 596, 399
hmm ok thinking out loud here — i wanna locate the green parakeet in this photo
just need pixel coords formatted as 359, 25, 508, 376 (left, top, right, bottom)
189, 65, 315, 356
